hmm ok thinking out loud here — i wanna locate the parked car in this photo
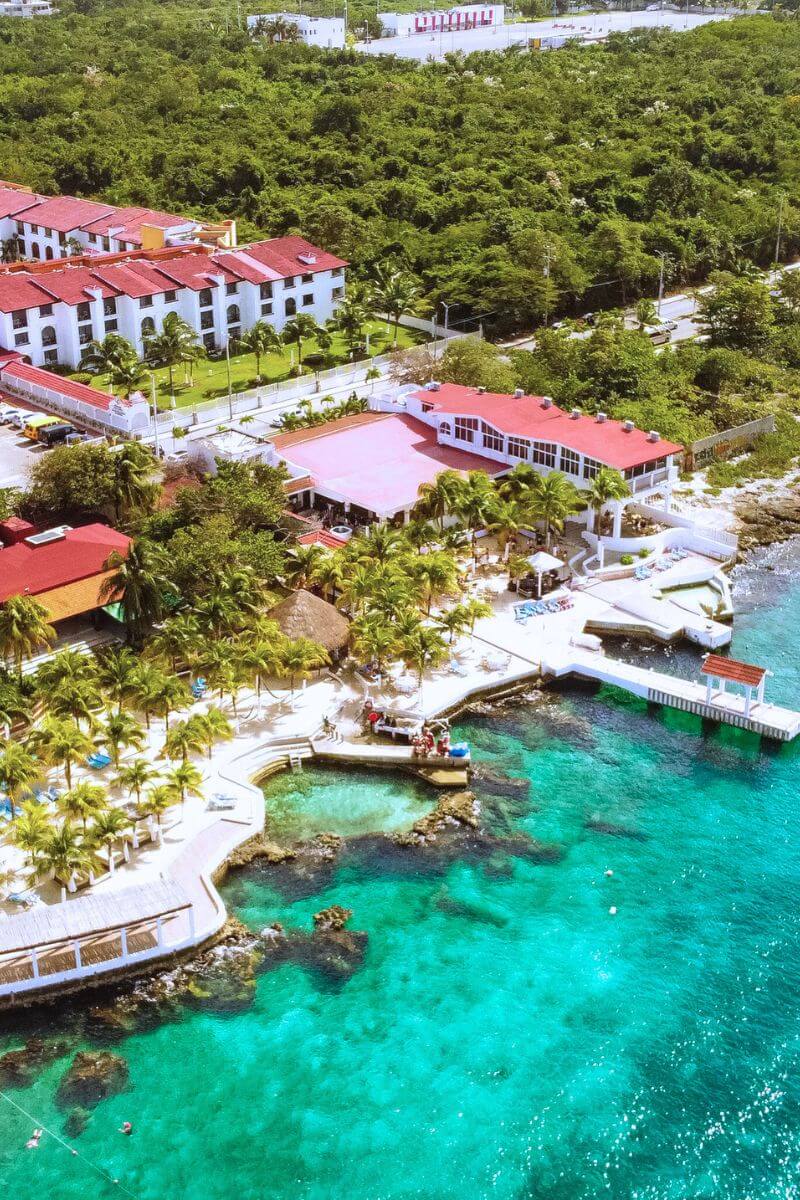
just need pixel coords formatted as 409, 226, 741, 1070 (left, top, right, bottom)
0, 405, 22, 424
646, 324, 673, 346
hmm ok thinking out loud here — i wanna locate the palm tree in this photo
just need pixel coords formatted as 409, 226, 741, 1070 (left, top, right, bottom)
453, 471, 497, 564
284, 544, 327, 590
46, 676, 103, 730
279, 638, 329, 699
96, 647, 141, 713
80, 332, 137, 377
110, 357, 151, 400
282, 314, 322, 368
237, 320, 282, 382
350, 524, 405, 565
188, 707, 234, 759
587, 467, 630, 536
0, 741, 41, 819
311, 554, 346, 603
162, 718, 205, 763
414, 469, 465, 531
145, 312, 201, 395
35, 648, 98, 693
350, 614, 397, 674
34, 822, 95, 890
528, 472, 583, 548
437, 605, 470, 644
115, 760, 159, 808
242, 637, 287, 708
498, 462, 539, 504
58, 780, 107, 831
111, 444, 156, 523
634, 298, 658, 331
89, 806, 130, 874
0, 595, 56, 680
97, 711, 145, 769
147, 613, 201, 673
401, 626, 448, 687
488, 497, 531, 559
372, 264, 420, 346
149, 674, 191, 732
404, 519, 439, 555
462, 596, 493, 634
140, 785, 175, 834
26, 717, 93, 790
411, 551, 460, 615
332, 288, 374, 359
9, 800, 50, 866
100, 540, 172, 646
163, 761, 203, 816
127, 663, 166, 730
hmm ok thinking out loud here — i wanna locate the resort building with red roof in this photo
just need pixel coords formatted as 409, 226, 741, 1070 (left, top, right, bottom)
0, 521, 131, 624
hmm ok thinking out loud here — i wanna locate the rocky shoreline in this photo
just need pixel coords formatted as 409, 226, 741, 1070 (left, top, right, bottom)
736, 491, 800, 550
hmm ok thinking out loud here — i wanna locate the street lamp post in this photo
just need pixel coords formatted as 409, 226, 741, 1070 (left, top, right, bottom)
656, 252, 668, 319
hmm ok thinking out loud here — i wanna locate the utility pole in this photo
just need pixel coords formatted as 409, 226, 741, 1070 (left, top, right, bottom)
225, 340, 233, 422
775, 192, 785, 268
543, 243, 553, 327
150, 374, 161, 457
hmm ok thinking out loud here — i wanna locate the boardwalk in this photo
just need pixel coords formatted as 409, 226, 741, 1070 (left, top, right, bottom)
541, 648, 800, 741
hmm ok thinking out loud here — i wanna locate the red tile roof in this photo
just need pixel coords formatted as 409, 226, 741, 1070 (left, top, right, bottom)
242, 236, 347, 279
16, 195, 116, 235
79, 206, 193, 245
0, 275, 55, 312
297, 529, 349, 549
0, 360, 124, 411
28, 266, 118, 306
0, 186, 44, 221
0, 524, 131, 604
411, 384, 683, 470
701, 655, 766, 687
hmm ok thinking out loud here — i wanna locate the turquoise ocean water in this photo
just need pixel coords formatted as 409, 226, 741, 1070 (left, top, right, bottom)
2, 540, 800, 1198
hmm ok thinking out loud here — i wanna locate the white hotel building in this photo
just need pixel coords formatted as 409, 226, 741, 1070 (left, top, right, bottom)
0, 237, 347, 369
378, 4, 504, 36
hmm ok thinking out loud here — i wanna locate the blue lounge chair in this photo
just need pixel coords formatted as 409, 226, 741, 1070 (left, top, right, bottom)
87, 751, 112, 770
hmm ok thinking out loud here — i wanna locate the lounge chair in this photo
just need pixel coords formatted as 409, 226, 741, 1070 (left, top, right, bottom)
207, 793, 236, 811
86, 751, 112, 770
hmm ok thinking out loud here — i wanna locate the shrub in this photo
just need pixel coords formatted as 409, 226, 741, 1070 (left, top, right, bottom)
620, 553, 634, 565
638, 548, 649, 559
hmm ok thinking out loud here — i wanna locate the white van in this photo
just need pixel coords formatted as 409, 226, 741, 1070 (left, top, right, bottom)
646, 324, 672, 346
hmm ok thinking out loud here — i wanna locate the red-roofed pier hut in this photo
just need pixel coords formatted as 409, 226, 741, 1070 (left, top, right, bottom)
701, 654, 768, 720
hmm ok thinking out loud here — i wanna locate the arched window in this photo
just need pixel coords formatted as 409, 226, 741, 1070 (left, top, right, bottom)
45, 246, 54, 261
226, 304, 240, 325
285, 297, 296, 317
439, 421, 452, 437
41, 326, 56, 347
141, 316, 156, 337
31, 243, 40, 259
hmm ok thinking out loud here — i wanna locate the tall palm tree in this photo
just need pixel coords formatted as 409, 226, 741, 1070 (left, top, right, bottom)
100, 539, 172, 646
332, 288, 374, 358
162, 718, 205, 763
96, 647, 141, 713
587, 467, 630, 536
350, 614, 397, 674
127, 663, 166, 730
0, 595, 55, 680
0, 741, 41, 819
437, 604, 470, 644
140, 785, 175, 832
111, 444, 156, 523
453, 471, 497, 564
410, 550, 460, 615
35, 648, 98, 693
498, 462, 539, 504
403, 519, 439, 555
34, 822, 95, 890
46, 676, 103, 731
488, 497, 531, 559
58, 780, 107, 831
279, 638, 329, 699
462, 596, 493, 633
401, 626, 448, 687
97, 711, 145, 769
149, 674, 191, 732
528, 472, 583, 548
414, 469, 466, 531
281, 314, 322, 368
9, 799, 50, 867
89, 806, 130, 874
145, 312, 201, 395
372, 264, 420, 345
80, 332, 137, 377
110, 357, 151, 400
26, 717, 93, 790
284, 544, 327, 590
236, 320, 282, 383
163, 761, 203, 815
115, 759, 159, 807
187, 707, 234, 759
242, 637, 287, 707
349, 525, 405, 565
147, 613, 201, 673
311, 554, 346, 603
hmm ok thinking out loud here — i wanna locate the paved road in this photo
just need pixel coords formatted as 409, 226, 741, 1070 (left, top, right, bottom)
354, 10, 730, 60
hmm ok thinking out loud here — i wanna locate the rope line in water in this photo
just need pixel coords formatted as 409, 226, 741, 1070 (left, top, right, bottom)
0, 1088, 140, 1199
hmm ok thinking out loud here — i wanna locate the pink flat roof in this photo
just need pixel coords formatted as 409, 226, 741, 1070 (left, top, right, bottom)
273, 412, 503, 516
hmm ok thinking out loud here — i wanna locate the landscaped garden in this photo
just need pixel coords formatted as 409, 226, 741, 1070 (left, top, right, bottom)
72, 320, 427, 412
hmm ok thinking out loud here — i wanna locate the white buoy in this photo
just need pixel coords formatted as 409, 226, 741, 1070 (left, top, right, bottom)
605, 869, 613, 877
609, 906, 617, 915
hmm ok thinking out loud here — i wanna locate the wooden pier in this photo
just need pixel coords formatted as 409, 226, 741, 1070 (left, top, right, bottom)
541, 648, 800, 741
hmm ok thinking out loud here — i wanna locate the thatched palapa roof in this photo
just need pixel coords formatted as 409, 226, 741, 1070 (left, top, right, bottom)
269, 589, 350, 654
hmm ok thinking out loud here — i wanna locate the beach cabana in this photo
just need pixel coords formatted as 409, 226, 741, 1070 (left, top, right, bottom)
527, 550, 566, 598
269, 589, 351, 662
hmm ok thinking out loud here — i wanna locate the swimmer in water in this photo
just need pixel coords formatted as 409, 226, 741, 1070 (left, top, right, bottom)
119, 1121, 133, 1136
26, 1128, 43, 1149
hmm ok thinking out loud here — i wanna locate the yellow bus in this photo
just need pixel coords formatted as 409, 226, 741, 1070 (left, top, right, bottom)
22, 413, 62, 442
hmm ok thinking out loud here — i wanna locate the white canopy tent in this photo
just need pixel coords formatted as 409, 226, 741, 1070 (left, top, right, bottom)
526, 550, 566, 597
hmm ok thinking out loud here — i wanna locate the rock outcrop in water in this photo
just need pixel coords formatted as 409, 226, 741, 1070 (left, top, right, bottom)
393, 790, 480, 845
0, 1037, 70, 1088
56, 1050, 129, 1109
584, 817, 648, 842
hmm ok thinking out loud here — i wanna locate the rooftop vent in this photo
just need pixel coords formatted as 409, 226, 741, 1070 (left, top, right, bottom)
647, 430, 660, 443
514, 388, 524, 399
542, 397, 553, 409
596, 412, 607, 423
622, 420, 635, 432
570, 408, 581, 420
297, 252, 317, 266
25, 525, 72, 547
477, 386, 487, 394
425, 380, 440, 392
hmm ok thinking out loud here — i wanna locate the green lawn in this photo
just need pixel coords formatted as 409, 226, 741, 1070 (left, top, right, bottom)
74, 321, 425, 412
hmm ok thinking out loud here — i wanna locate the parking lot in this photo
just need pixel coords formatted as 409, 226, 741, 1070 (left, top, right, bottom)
0, 416, 52, 489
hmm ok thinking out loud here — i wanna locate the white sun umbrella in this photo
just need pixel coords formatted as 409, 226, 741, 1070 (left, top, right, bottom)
527, 550, 565, 598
